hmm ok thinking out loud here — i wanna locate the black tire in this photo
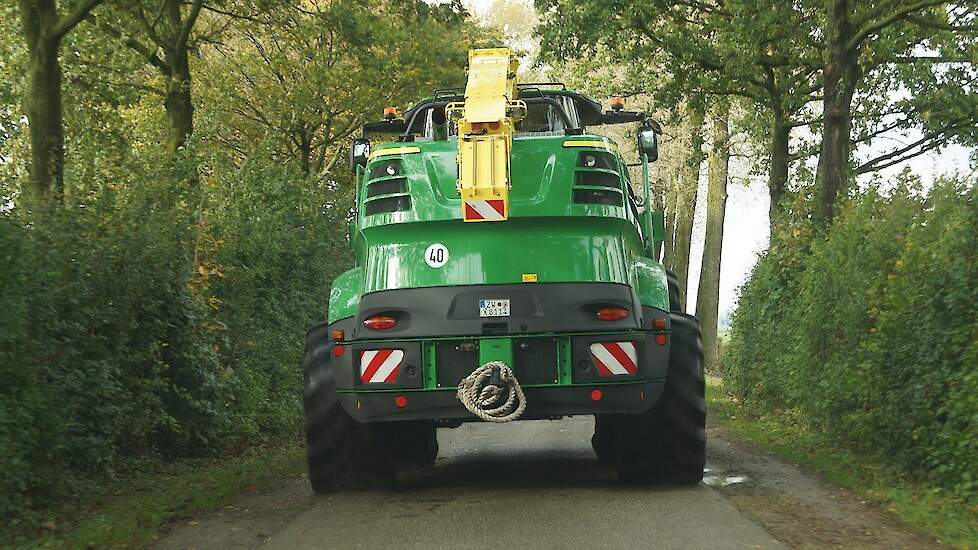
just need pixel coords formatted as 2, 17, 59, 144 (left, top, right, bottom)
665, 269, 683, 312
611, 312, 706, 484
591, 414, 618, 465
303, 323, 395, 493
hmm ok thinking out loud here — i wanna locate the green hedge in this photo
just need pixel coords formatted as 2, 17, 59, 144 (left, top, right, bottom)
0, 153, 352, 524
725, 176, 978, 502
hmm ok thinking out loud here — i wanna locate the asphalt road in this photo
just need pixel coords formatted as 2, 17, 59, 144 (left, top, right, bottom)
264, 417, 784, 550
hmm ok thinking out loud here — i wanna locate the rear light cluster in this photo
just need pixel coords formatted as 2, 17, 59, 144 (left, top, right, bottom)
595, 307, 629, 321
364, 315, 397, 330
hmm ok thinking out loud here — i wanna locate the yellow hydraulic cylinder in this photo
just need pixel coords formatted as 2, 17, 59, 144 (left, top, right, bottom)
447, 48, 525, 222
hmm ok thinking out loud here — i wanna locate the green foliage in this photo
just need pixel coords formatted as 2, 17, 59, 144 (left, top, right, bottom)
725, 175, 978, 503
0, 0, 493, 531
0, 146, 353, 526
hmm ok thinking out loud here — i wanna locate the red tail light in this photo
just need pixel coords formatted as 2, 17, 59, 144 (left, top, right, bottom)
363, 315, 397, 330
596, 307, 629, 321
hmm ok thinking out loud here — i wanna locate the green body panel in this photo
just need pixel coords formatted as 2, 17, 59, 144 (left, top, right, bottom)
327, 267, 362, 322
479, 338, 514, 370
327, 133, 670, 323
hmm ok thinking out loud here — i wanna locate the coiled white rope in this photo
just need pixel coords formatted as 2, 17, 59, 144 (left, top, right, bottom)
456, 361, 527, 422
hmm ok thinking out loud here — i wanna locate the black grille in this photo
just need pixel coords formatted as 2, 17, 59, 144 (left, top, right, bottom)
576, 171, 621, 188
369, 160, 402, 179
366, 177, 407, 198
433, 338, 559, 387
512, 337, 559, 385
573, 189, 622, 206
435, 340, 479, 387
577, 151, 618, 170
364, 195, 411, 216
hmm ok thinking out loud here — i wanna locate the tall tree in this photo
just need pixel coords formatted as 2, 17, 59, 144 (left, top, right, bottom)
17, 0, 104, 202
536, 0, 821, 235
670, 100, 705, 303
89, 0, 207, 154
696, 100, 730, 373
196, 0, 488, 174
815, 1, 978, 222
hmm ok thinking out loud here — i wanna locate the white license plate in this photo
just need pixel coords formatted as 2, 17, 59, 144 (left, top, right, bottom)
479, 299, 510, 317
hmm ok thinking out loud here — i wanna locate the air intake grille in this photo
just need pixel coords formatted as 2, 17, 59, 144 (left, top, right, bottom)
365, 195, 411, 216
573, 189, 622, 206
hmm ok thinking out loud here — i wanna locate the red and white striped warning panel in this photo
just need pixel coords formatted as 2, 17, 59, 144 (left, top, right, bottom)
359, 349, 404, 384
589, 341, 638, 376
463, 199, 507, 222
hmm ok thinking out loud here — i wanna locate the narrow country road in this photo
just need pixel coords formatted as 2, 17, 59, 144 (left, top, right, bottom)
266, 417, 782, 549
154, 417, 940, 550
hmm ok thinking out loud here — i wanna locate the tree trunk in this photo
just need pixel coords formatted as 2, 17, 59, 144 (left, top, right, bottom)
672, 101, 706, 305
696, 102, 729, 374
24, 37, 65, 202
164, 51, 194, 153
18, 0, 103, 204
769, 106, 790, 234
817, 0, 857, 224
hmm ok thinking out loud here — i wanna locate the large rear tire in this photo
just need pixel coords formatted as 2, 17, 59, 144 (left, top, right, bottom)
611, 312, 706, 484
303, 323, 395, 493
666, 269, 683, 312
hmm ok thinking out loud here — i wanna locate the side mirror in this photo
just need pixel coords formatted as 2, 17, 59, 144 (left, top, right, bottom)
350, 137, 370, 172
637, 121, 660, 162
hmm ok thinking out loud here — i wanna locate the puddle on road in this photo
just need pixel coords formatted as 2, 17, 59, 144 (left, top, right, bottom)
702, 474, 750, 487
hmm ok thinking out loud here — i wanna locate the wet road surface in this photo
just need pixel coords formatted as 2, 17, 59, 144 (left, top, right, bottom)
264, 417, 784, 550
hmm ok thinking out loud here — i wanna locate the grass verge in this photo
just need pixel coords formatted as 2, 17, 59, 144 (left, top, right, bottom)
706, 377, 978, 549
3, 439, 306, 550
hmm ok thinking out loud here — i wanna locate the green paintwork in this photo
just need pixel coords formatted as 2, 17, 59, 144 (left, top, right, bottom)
328, 266, 362, 323
479, 338, 514, 370
327, 133, 670, 323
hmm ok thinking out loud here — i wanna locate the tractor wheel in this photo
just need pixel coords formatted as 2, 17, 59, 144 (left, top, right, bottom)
612, 312, 706, 484
666, 269, 683, 312
386, 421, 439, 468
303, 323, 395, 493
591, 414, 618, 465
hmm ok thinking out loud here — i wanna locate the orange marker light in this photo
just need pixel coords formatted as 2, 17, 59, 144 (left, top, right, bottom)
610, 96, 625, 111
331, 329, 345, 341
653, 318, 667, 330
383, 106, 398, 120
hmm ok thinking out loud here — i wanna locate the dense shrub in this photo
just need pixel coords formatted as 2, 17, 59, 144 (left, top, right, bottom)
0, 153, 351, 522
725, 176, 978, 501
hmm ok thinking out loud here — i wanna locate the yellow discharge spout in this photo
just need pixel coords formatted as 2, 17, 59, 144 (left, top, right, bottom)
447, 48, 526, 222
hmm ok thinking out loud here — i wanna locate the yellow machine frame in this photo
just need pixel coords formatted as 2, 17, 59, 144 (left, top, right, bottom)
447, 48, 526, 222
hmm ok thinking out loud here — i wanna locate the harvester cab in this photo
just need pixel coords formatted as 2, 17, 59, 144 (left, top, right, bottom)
304, 48, 704, 491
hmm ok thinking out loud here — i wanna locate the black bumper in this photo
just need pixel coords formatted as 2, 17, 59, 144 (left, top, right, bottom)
337, 379, 666, 422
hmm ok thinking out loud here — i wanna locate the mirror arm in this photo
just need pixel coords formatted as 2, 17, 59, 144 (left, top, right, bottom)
641, 152, 655, 258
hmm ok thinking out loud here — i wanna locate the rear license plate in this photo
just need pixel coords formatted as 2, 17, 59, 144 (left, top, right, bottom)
479, 299, 510, 317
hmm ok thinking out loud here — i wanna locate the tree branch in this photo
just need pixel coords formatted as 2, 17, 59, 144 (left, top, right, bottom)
175, 0, 204, 53
847, 0, 946, 52
50, 0, 104, 41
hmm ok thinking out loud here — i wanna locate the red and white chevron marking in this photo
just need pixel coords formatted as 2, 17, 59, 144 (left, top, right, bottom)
359, 349, 404, 384
589, 341, 638, 376
464, 199, 506, 221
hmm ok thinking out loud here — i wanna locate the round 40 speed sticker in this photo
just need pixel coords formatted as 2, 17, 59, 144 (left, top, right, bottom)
424, 243, 449, 268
